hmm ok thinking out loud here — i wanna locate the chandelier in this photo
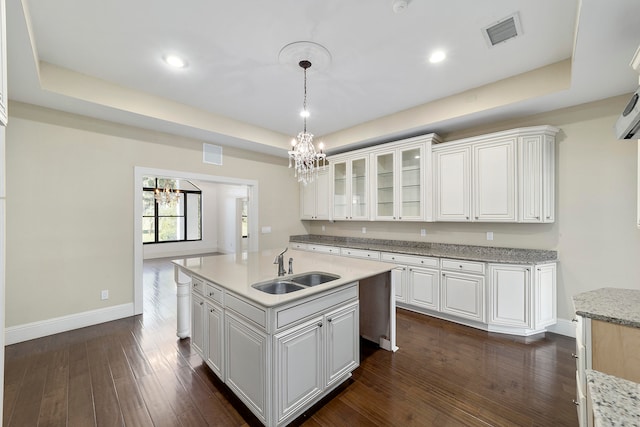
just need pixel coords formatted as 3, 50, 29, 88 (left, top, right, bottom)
155, 184, 180, 207
288, 60, 326, 184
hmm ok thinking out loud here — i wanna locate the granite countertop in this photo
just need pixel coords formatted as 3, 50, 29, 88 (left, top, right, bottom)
587, 370, 640, 426
290, 235, 558, 264
172, 248, 393, 308
573, 288, 640, 328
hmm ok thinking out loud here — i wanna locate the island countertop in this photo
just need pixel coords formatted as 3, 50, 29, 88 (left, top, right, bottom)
573, 288, 640, 328
172, 248, 394, 307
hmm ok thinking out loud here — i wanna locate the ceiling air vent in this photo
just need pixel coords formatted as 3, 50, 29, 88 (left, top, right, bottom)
483, 13, 522, 47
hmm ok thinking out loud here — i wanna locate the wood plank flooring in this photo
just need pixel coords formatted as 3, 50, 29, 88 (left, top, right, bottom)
3, 257, 578, 426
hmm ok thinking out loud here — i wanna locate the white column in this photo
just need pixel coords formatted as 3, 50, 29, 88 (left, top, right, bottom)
174, 266, 191, 338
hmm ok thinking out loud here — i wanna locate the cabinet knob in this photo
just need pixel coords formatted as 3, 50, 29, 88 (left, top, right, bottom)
466, 216, 469, 220
199, 301, 203, 306
210, 308, 215, 313
475, 216, 478, 220
442, 273, 446, 277
571, 353, 578, 359
399, 217, 402, 220
420, 260, 424, 264
571, 318, 578, 323
328, 318, 333, 323
572, 399, 579, 407
535, 216, 540, 219
546, 216, 551, 219
393, 216, 396, 220
459, 265, 463, 269
317, 322, 323, 328
209, 292, 214, 296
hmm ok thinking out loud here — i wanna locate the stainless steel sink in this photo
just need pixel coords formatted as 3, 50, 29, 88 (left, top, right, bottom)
252, 280, 306, 294
290, 272, 341, 287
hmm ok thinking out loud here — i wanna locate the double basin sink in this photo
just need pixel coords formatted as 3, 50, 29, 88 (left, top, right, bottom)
252, 272, 340, 294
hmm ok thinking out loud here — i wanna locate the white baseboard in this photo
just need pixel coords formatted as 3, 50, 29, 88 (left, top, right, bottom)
546, 318, 576, 338
5, 303, 135, 345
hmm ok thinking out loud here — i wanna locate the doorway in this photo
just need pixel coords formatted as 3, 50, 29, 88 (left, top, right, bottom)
134, 167, 259, 315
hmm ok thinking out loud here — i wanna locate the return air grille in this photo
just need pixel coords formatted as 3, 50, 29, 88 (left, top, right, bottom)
483, 13, 522, 47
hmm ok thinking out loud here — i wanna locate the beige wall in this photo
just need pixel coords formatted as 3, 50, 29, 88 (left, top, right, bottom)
5, 102, 306, 327
308, 95, 640, 321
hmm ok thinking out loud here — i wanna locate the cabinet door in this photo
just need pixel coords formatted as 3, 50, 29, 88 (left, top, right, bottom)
440, 271, 484, 322
473, 139, 516, 222
519, 135, 543, 222
315, 169, 330, 220
205, 301, 224, 380
0, 0, 6, 125
350, 157, 369, 220
392, 266, 406, 303
542, 135, 555, 223
374, 151, 396, 220
399, 146, 424, 220
534, 263, 556, 329
332, 160, 348, 220
408, 267, 439, 311
434, 146, 471, 221
274, 318, 323, 424
191, 292, 205, 357
325, 302, 359, 387
300, 179, 317, 220
225, 313, 268, 423
488, 265, 531, 328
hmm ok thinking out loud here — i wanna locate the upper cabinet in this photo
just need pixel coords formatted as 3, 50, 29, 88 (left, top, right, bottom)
331, 154, 369, 221
0, 0, 6, 125
300, 168, 330, 220
433, 126, 558, 223
371, 134, 438, 222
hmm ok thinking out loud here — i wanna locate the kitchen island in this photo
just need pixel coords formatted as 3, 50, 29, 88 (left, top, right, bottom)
172, 248, 395, 427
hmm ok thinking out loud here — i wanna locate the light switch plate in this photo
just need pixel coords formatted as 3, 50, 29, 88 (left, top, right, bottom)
261, 226, 272, 234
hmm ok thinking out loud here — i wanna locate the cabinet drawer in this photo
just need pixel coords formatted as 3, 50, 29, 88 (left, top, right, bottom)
276, 284, 358, 330
191, 275, 205, 295
381, 252, 438, 268
204, 283, 223, 304
308, 244, 340, 255
290, 242, 308, 251
225, 293, 267, 329
441, 259, 485, 274
340, 248, 380, 260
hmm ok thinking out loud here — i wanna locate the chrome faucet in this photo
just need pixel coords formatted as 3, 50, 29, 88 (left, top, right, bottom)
274, 247, 288, 276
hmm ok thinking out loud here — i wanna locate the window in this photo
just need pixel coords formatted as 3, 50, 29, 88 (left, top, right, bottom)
143, 177, 202, 244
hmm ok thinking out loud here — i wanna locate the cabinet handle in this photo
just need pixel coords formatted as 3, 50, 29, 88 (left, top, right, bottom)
442, 273, 446, 277
537, 268, 541, 272
535, 216, 540, 219
209, 292, 214, 296
466, 216, 469, 220
317, 323, 323, 328
572, 399, 579, 407
210, 308, 215, 313
571, 353, 578, 359
199, 301, 203, 306
399, 217, 402, 220
571, 318, 578, 323
328, 318, 333, 323
546, 216, 551, 219
391, 257, 395, 260
459, 265, 463, 269
393, 216, 396, 220
475, 216, 478, 220
526, 268, 530, 272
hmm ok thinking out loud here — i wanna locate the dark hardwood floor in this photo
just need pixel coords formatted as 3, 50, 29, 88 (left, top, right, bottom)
3, 257, 578, 426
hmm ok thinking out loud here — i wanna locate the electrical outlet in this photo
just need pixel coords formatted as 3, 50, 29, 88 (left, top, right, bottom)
101, 290, 109, 300
486, 231, 494, 241
261, 226, 272, 234
321, 225, 325, 232
362, 227, 366, 234
420, 229, 426, 236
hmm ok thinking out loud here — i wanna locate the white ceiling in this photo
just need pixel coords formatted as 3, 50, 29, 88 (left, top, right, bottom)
6, 0, 640, 156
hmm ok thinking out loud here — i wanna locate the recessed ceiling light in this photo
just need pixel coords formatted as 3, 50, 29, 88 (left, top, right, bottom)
164, 54, 187, 68
429, 50, 446, 64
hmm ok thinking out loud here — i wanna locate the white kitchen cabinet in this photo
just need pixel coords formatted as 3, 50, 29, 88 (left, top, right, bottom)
407, 266, 439, 311
325, 302, 359, 387
391, 266, 407, 303
534, 263, 557, 329
372, 139, 428, 221
191, 292, 205, 357
331, 155, 369, 220
440, 261, 485, 323
433, 126, 558, 223
473, 138, 516, 222
519, 134, 556, 222
433, 145, 471, 221
225, 311, 269, 424
488, 264, 531, 328
300, 168, 330, 220
274, 317, 323, 423
205, 301, 224, 379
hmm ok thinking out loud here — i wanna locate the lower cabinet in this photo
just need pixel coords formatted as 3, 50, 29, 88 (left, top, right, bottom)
225, 312, 269, 423
392, 266, 406, 302
407, 266, 439, 311
205, 301, 224, 379
440, 270, 485, 323
191, 292, 205, 356
274, 301, 359, 424
488, 264, 531, 328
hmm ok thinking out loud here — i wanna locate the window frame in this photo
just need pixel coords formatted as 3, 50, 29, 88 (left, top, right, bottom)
143, 178, 202, 244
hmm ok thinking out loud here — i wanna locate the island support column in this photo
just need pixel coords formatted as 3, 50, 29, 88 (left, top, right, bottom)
359, 271, 398, 352
174, 266, 191, 339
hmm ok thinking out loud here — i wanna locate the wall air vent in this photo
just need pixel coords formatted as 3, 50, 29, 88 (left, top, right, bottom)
483, 13, 522, 47
203, 143, 223, 165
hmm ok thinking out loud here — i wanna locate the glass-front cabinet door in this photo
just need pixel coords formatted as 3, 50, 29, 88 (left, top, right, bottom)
331, 155, 368, 220
399, 146, 423, 220
350, 157, 368, 220
372, 143, 424, 221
